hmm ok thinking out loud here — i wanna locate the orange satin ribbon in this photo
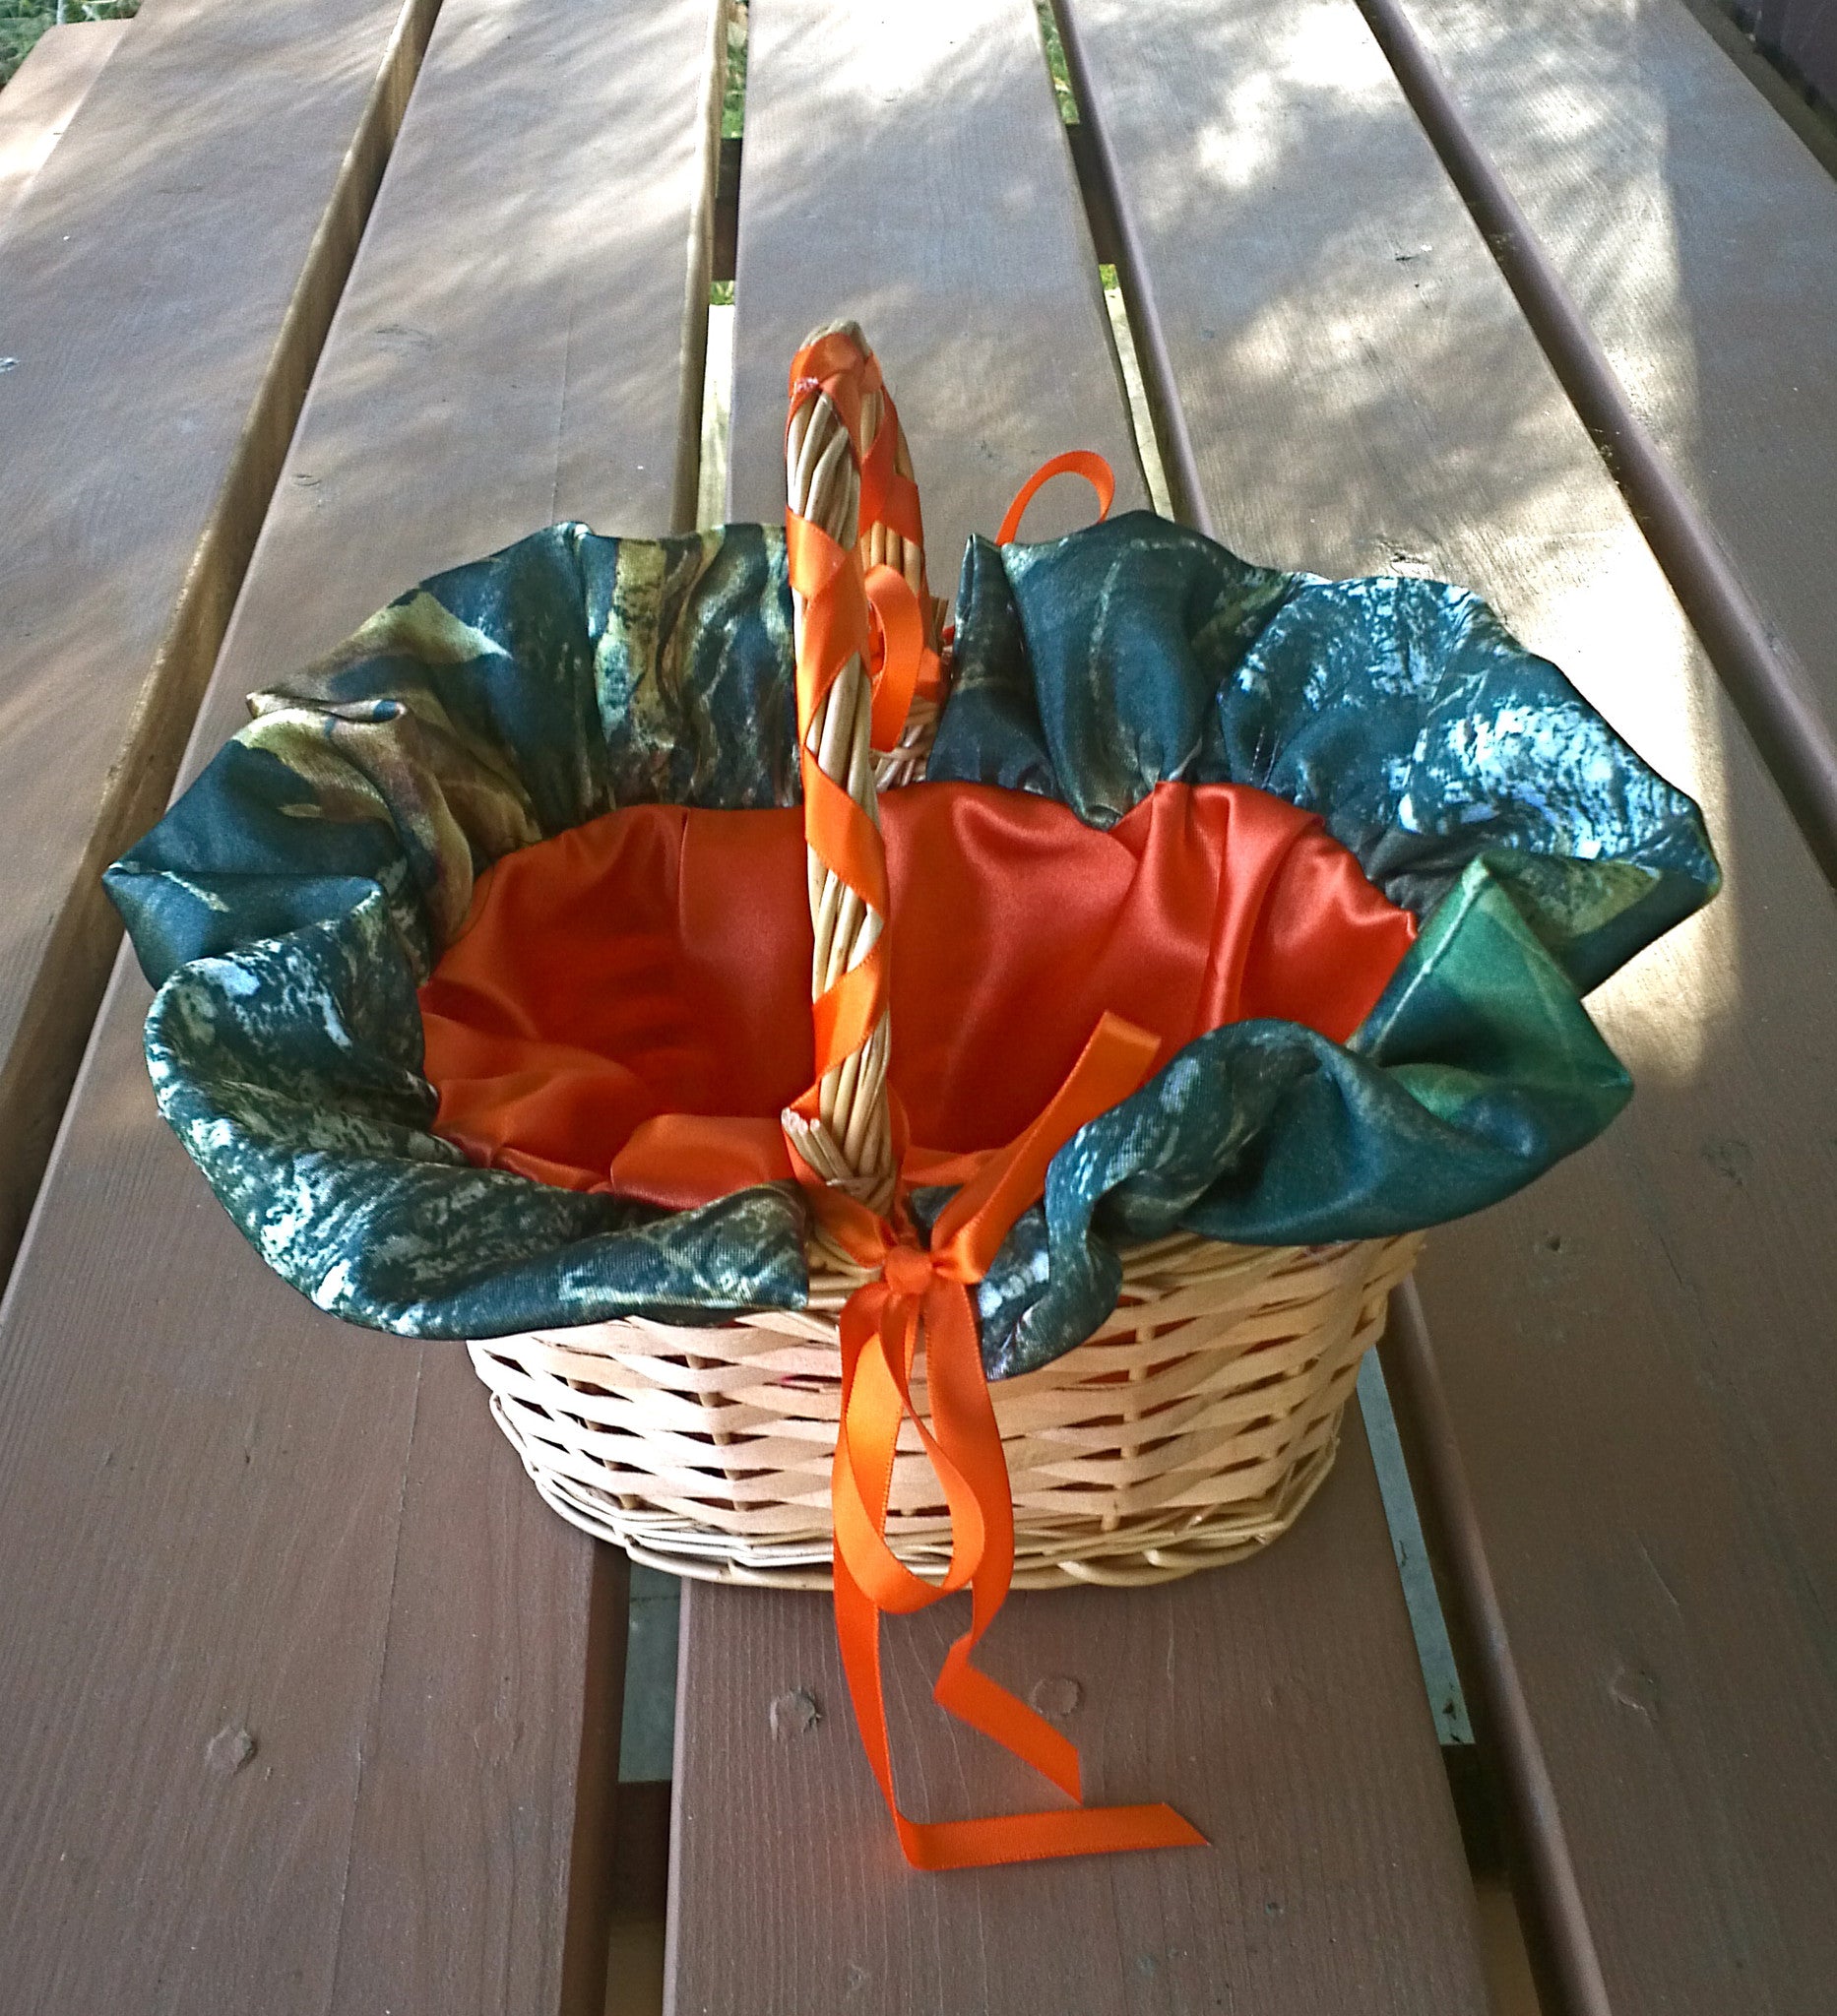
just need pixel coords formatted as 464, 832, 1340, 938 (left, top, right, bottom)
860, 442, 1120, 751
791, 330, 945, 757
996, 448, 1116, 545
785, 334, 896, 1152
863, 561, 940, 750
856, 436, 1119, 753
789, 1013, 1206, 1870
780, 516, 887, 1112
784, 341, 1196, 1865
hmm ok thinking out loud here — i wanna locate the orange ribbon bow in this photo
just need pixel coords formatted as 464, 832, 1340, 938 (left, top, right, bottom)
785, 331, 1194, 1868
798, 1016, 1206, 1871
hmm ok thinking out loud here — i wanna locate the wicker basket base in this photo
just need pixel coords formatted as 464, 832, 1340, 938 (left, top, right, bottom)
470, 1228, 1423, 1592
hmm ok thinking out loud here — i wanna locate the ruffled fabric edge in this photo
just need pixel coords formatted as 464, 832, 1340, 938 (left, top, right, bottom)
105, 511, 1717, 1372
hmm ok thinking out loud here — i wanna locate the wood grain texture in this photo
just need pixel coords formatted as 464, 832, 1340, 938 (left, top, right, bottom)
0, 19, 127, 222
1671, 0, 1837, 179
1384, 0, 1837, 797
1352, 0, 1837, 894
0, 0, 438, 1290
669, 5, 1490, 2011
1057, 0, 1837, 2008
0, 0, 724, 2008
671, 1435, 1489, 2016
725, 0, 1146, 553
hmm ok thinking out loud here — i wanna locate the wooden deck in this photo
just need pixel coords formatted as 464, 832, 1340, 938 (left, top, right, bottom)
0, 3, 1832, 2011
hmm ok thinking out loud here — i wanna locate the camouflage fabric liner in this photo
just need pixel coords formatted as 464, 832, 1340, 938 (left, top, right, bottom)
106, 511, 1718, 1374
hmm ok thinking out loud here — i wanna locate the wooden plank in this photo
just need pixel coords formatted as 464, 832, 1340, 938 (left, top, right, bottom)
0, 0, 437, 1289
0, 0, 724, 2008
667, 5, 1492, 2012
671, 1438, 1491, 2015
0, 20, 127, 223
1055, 0, 1837, 2009
1351, 0, 1837, 892
1378, 0, 1837, 858
723, 4, 1142, 550
1673, 0, 1837, 178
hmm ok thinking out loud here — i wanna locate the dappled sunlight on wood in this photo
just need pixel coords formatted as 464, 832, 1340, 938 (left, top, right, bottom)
0, 18, 126, 222
1503, 514, 1736, 1082
1067, 0, 1742, 1085
0, 0, 440, 1281
728, 0, 1145, 563
0, 0, 722, 2004
1106, 7, 1837, 2007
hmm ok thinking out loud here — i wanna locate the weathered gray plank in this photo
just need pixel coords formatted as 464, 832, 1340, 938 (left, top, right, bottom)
0, 19, 126, 222
671, 1437, 1492, 2016
666, 5, 1491, 2012
1058, 0, 1837, 2009
0, 0, 724, 2008
1365, 0, 1837, 879
0, 0, 438, 1286
724, 2, 1142, 550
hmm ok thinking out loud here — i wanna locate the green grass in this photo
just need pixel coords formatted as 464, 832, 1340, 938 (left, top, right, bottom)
1036, 0, 1078, 122
1, 0, 138, 92
721, 0, 745, 140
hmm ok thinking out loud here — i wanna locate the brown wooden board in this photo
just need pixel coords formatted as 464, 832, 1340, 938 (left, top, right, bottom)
0, 0, 724, 2008
671, 1436, 1489, 2016
666, 5, 1492, 2012
1672, 0, 1837, 180
0, 0, 439, 1287
1386, 0, 1837, 818
1056, 0, 1837, 2008
0, 20, 127, 222
722, 14, 1140, 552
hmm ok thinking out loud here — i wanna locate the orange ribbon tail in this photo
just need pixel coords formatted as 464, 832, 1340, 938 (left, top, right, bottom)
822, 1013, 1207, 1870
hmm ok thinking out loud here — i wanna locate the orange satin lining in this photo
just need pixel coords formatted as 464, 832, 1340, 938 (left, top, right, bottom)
418, 780, 1415, 1203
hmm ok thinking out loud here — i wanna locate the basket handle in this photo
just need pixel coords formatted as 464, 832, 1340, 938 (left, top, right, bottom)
780, 322, 901, 1211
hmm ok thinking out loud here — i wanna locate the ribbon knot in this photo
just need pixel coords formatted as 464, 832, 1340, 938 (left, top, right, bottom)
880, 1242, 935, 1297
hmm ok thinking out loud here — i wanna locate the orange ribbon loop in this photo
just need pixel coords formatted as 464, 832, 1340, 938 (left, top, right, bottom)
863, 564, 931, 751
826, 1013, 1207, 1870
996, 449, 1117, 546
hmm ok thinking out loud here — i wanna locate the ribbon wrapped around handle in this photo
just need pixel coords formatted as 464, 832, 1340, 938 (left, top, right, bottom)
785, 327, 1190, 1867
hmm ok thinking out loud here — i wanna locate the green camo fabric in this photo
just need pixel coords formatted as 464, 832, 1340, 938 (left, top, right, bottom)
105, 511, 1718, 1375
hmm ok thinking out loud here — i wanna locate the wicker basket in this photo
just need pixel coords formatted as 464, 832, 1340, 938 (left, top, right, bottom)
472, 1229, 1420, 1589
467, 322, 1424, 1593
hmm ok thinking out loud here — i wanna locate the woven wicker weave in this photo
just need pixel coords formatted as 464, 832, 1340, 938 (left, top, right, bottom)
471, 1226, 1421, 1590
467, 323, 1424, 1592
